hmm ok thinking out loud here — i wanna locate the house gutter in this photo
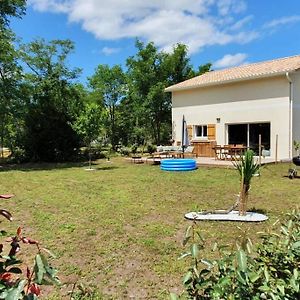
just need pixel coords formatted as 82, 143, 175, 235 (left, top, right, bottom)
286, 72, 293, 159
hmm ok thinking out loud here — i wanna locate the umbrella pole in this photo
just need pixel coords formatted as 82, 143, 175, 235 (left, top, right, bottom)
182, 115, 185, 158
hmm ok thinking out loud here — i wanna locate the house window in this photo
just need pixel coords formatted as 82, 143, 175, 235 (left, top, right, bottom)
194, 125, 207, 138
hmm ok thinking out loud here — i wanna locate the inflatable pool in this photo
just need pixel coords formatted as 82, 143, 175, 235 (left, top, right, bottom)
160, 159, 197, 171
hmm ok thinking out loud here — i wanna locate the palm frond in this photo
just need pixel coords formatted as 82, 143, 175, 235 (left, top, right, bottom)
233, 150, 260, 185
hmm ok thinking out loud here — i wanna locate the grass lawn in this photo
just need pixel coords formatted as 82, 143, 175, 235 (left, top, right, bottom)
0, 158, 299, 299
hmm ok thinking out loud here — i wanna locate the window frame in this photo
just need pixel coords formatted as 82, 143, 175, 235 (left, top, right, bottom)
194, 125, 208, 139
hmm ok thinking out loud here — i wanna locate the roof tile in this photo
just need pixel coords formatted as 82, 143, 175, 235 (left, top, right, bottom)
165, 54, 300, 92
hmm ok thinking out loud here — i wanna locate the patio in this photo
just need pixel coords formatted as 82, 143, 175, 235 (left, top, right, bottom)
129, 155, 278, 167
195, 156, 278, 168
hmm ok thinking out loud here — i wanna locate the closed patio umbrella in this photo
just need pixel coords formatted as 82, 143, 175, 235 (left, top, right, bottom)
182, 115, 190, 158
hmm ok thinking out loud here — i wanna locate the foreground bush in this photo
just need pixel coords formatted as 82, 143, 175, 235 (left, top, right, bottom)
171, 211, 300, 299
0, 200, 59, 299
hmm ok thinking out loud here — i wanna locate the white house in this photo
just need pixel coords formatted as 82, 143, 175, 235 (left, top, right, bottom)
165, 55, 300, 160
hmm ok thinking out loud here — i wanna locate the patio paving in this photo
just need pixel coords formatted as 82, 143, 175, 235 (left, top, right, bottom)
195, 156, 279, 168
128, 156, 280, 168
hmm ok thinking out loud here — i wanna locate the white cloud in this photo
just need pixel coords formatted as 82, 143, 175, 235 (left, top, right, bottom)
29, 0, 257, 54
28, 0, 70, 13
101, 47, 121, 55
217, 0, 247, 16
214, 53, 248, 69
264, 15, 300, 28
230, 15, 253, 31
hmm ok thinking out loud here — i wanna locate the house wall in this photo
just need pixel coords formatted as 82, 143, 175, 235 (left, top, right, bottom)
291, 71, 300, 157
172, 76, 290, 159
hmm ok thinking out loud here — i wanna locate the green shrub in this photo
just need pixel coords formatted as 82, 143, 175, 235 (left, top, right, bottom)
147, 144, 157, 154
10, 147, 29, 164
0, 198, 59, 299
171, 210, 300, 299
119, 147, 130, 156
131, 144, 138, 154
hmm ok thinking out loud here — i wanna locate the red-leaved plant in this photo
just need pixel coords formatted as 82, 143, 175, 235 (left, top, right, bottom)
0, 200, 59, 299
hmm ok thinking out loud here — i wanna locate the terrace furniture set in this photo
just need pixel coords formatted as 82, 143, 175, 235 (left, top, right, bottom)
213, 144, 247, 160
130, 145, 197, 164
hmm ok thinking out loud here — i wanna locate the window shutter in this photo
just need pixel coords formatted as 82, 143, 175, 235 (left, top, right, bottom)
207, 124, 216, 140
187, 125, 193, 141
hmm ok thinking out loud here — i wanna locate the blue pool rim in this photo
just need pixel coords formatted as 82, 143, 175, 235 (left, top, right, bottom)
160, 159, 197, 171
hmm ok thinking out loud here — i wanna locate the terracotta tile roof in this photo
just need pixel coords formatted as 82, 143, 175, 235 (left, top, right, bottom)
165, 54, 300, 92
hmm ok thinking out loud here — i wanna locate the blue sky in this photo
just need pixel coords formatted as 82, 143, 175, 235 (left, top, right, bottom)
11, 0, 300, 83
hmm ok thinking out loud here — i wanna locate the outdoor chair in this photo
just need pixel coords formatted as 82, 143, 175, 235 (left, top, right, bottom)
223, 145, 231, 160
183, 146, 196, 158
214, 145, 223, 160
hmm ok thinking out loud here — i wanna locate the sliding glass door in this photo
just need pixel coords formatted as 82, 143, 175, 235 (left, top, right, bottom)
228, 122, 270, 154
228, 124, 247, 145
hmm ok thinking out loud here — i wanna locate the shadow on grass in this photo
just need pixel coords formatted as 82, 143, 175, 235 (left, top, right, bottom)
248, 207, 267, 215
0, 160, 119, 172
85, 165, 119, 171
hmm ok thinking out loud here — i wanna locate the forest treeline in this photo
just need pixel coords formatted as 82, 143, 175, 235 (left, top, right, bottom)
0, 1, 211, 162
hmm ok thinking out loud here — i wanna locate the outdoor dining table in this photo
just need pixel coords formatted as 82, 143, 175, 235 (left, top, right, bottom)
213, 145, 247, 160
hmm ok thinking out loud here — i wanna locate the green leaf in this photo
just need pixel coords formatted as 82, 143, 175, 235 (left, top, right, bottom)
292, 241, 300, 249
182, 225, 193, 246
236, 249, 247, 272
170, 292, 179, 300
183, 271, 193, 285
281, 226, 288, 236
184, 225, 192, 239
182, 236, 191, 247
178, 252, 191, 260
212, 242, 218, 252
236, 270, 247, 285
191, 243, 199, 258
193, 266, 200, 278
264, 267, 269, 282
219, 277, 231, 286
249, 272, 260, 283
34, 254, 46, 284
290, 278, 299, 292
200, 259, 213, 269
293, 268, 298, 280
259, 285, 271, 292
6, 279, 26, 300
277, 285, 285, 295
246, 238, 253, 254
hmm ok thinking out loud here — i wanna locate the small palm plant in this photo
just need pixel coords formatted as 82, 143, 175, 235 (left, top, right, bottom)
233, 150, 260, 215
294, 140, 300, 157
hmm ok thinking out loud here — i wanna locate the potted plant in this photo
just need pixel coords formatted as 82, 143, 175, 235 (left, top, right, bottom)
292, 140, 300, 166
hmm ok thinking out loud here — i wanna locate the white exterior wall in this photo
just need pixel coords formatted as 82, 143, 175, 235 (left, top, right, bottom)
291, 71, 300, 157
172, 76, 290, 159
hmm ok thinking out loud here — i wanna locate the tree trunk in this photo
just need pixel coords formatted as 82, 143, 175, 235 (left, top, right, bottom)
88, 144, 92, 169
239, 183, 249, 216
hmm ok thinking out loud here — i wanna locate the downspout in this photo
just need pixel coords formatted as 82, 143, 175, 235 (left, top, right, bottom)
286, 72, 293, 159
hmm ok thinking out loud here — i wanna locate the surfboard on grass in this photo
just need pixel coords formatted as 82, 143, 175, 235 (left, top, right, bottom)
185, 210, 268, 222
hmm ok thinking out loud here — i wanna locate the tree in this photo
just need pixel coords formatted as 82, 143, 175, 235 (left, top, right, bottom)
196, 62, 212, 76
126, 40, 168, 145
0, 0, 26, 158
73, 103, 104, 169
166, 43, 195, 85
88, 64, 126, 150
20, 39, 83, 161
126, 40, 204, 145
0, 0, 26, 26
